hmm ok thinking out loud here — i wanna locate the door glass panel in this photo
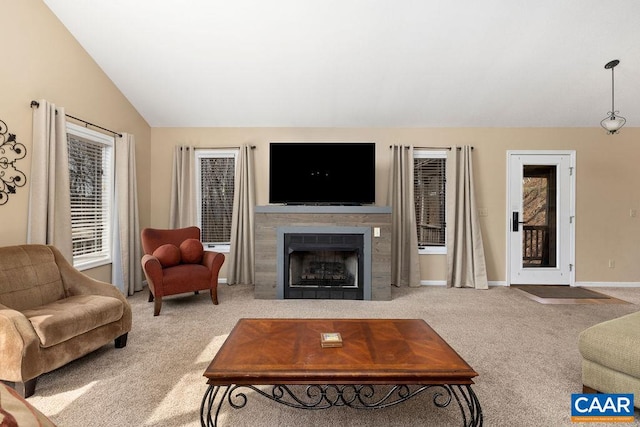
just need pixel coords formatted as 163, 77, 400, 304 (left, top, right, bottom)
522, 165, 557, 268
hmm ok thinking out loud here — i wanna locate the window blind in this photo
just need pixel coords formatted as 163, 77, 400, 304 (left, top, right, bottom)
199, 156, 235, 244
413, 156, 446, 246
68, 133, 112, 263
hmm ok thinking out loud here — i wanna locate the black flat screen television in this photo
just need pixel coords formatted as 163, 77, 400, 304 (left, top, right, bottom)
269, 142, 375, 205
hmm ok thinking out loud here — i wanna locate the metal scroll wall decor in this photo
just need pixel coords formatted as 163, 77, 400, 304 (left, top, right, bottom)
0, 119, 27, 205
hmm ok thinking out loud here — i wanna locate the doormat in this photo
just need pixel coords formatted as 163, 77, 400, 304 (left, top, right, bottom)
513, 285, 629, 305
513, 285, 610, 299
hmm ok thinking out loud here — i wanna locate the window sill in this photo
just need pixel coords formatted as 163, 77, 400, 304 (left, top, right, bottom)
204, 244, 230, 254
74, 257, 111, 271
418, 247, 447, 255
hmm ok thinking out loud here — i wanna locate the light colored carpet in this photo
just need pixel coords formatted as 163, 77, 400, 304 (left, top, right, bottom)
28, 285, 640, 427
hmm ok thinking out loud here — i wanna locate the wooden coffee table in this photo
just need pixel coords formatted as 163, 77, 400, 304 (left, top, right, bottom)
201, 318, 482, 426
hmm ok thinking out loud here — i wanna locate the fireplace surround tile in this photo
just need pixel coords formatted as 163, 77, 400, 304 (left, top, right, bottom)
254, 205, 391, 301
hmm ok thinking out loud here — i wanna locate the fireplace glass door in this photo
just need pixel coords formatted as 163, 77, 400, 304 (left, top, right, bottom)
284, 234, 364, 300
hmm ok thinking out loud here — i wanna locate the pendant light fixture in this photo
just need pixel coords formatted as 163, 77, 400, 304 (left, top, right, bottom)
600, 59, 626, 134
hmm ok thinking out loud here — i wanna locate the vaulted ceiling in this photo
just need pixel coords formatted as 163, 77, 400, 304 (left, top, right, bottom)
43, 0, 640, 128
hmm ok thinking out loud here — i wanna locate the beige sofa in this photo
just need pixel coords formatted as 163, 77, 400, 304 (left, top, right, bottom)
578, 310, 640, 408
0, 245, 132, 397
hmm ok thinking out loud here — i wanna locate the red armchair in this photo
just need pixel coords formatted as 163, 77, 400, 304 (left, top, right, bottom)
140, 227, 225, 316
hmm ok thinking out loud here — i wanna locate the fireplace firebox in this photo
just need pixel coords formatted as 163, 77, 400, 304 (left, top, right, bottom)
276, 226, 372, 300
284, 234, 364, 300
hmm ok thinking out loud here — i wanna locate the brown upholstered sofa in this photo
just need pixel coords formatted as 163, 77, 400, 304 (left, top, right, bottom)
0, 245, 132, 397
578, 310, 640, 409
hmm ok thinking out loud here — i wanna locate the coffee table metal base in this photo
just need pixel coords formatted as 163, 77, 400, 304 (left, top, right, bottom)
200, 383, 482, 426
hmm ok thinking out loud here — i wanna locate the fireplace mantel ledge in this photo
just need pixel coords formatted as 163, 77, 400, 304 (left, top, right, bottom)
255, 205, 391, 214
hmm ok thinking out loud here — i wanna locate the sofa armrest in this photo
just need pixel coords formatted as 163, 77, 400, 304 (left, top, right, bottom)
141, 254, 164, 297
0, 304, 41, 382
50, 246, 126, 301
0, 382, 56, 426
50, 246, 132, 334
202, 251, 225, 277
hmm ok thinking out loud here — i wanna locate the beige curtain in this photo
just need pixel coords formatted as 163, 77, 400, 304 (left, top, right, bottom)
446, 146, 488, 289
227, 145, 255, 285
27, 99, 73, 262
112, 133, 143, 295
388, 145, 421, 287
169, 146, 197, 228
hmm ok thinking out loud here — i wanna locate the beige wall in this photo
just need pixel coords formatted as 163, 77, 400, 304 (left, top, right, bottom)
1, 0, 151, 281
3, 1, 638, 286
151, 127, 640, 284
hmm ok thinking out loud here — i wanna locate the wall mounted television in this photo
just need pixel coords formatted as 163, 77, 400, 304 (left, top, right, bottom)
269, 142, 375, 205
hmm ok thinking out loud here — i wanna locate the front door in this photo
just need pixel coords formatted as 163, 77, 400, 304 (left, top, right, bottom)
507, 151, 575, 285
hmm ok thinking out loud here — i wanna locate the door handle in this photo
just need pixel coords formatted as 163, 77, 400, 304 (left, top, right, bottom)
512, 212, 525, 232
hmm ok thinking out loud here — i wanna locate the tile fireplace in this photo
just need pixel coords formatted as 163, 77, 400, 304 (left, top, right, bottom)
254, 205, 391, 301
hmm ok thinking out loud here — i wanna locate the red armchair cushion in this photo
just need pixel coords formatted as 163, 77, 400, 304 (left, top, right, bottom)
179, 239, 204, 264
152, 244, 181, 267
162, 264, 212, 294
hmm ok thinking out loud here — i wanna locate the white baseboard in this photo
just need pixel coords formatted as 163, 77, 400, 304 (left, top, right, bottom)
144, 278, 639, 289
420, 280, 507, 287
576, 281, 640, 288
419, 280, 446, 286
489, 281, 508, 287
419, 280, 640, 288
420, 280, 509, 287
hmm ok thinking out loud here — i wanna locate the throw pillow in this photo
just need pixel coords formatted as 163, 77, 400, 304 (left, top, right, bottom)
0, 382, 56, 427
180, 239, 204, 264
153, 244, 181, 267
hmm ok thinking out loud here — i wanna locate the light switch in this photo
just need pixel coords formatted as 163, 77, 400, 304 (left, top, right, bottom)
373, 227, 381, 237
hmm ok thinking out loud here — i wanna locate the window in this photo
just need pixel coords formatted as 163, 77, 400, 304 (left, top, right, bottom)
414, 150, 447, 254
67, 123, 114, 269
195, 149, 238, 251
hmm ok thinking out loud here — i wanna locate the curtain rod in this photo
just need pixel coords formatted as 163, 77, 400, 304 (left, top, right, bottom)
30, 100, 123, 138
389, 145, 474, 150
